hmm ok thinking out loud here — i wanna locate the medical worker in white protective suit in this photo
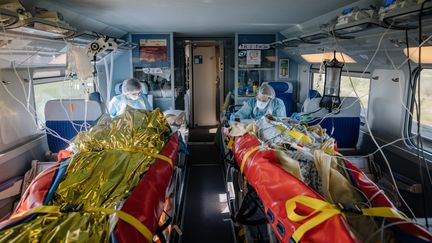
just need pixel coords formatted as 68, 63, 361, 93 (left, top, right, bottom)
109, 78, 152, 118
235, 83, 286, 119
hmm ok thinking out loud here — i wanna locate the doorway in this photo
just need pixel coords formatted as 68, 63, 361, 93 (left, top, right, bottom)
191, 41, 223, 127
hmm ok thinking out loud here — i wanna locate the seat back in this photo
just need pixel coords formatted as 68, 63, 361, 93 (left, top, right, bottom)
44, 99, 103, 152
267, 81, 294, 116
304, 97, 361, 148
301, 89, 322, 113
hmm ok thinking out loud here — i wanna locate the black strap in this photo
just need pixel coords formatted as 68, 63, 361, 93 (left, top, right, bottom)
234, 190, 268, 226
154, 211, 172, 243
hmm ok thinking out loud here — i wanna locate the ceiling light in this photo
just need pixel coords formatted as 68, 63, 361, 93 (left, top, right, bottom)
301, 52, 356, 63
403, 46, 432, 63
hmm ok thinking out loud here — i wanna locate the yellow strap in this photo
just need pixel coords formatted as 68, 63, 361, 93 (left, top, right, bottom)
286, 130, 312, 144
286, 196, 342, 242
141, 149, 173, 167
275, 126, 312, 144
121, 148, 173, 167
12, 205, 153, 243
240, 146, 260, 174
227, 137, 234, 150
286, 195, 407, 243
89, 207, 153, 242
362, 207, 406, 220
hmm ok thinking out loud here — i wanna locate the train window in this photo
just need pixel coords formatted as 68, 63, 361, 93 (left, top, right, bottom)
312, 73, 370, 117
33, 79, 93, 127
410, 69, 432, 142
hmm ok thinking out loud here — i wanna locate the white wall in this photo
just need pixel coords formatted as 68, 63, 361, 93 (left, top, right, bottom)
0, 68, 47, 182
368, 69, 406, 139
297, 64, 310, 108
0, 69, 41, 151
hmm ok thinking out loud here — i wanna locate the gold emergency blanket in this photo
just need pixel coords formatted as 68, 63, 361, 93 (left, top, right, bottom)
0, 109, 171, 242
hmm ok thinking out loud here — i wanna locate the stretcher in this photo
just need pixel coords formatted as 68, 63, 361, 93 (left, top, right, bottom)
0, 109, 186, 243
227, 133, 432, 243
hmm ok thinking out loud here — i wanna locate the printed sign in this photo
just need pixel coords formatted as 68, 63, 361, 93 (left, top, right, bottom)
194, 55, 203, 64
246, 50, 261, 65
139, 39, 167, 62
239, 44, 271, 50
142, 68, 164, 74
279, 59, 290, 78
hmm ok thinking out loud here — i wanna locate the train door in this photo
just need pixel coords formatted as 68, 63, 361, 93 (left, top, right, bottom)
192, 44, 220, 126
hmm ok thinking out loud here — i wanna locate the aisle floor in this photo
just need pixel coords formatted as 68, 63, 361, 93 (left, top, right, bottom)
180, 127, 234, 243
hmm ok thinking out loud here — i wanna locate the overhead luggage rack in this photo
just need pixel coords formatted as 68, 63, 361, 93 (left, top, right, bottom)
281, 37, 304, 47
6, 17, 76, 39
277, 3, 432, 50
381, 1, 432, 29
332, 17, 383, 36
299, 31, 332, 44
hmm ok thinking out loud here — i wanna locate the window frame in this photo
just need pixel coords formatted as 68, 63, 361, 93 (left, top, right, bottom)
309, 67, 372, 119
405, 67, 432, 152
32, 75, 94, 129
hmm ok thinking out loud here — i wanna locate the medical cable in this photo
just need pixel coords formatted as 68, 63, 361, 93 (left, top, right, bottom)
0, 22, 30, 110
366, 220, 424, 243
415, 1, 431, 229
316, 24, 393, 122
332, 32, 417, 220
0, 69, 72, 145
0, 20, 83, 136
316, 26, 432, 120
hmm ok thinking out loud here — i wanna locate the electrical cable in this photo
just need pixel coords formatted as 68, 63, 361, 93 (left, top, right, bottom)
0, 33, 74, 144
0, 73, 71, 145
311, 25, 394, 128
366, 220, 424, 243
331, 30, 418, 221
415, 1, 431, 229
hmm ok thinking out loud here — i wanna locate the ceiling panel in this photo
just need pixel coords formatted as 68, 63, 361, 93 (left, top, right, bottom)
37, 0, 358, 35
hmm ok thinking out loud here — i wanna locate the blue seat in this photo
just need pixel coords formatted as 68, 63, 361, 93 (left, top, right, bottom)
308, 89, 321, 99
267, 81, 294, 116
44, 99, 104, 153
303, 97, 361, 148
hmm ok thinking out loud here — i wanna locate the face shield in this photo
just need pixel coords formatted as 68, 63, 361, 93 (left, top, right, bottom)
126, 91, 142, 100
255, 83, 275, 109
122, 79, 142, 100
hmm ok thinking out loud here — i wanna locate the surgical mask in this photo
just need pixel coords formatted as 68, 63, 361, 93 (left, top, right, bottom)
127, 94, 140, 100
256, 100, 269, 110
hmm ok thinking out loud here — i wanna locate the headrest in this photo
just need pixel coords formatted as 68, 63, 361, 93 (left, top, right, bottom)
308, 89, 321, 99
267, 81, 293, 93
89, 92, 101, 102
45, 99, 103, 121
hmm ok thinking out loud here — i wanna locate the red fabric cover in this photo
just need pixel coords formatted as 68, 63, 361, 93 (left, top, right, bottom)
344, 160, 432, 241
233, 134, 359, 243
115, 133, 179, 243
0, 135, 179, 243
233, 134, 432, 242
0, 151, 70, 229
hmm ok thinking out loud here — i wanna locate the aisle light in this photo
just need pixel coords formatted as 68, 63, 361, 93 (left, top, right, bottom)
403, 46, 432, 63
301, 52, 356, 63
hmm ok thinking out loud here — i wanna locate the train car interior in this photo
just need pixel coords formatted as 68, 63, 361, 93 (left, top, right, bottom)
0, 0, 432, 242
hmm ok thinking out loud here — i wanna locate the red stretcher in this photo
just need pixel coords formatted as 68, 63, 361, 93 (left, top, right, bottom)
232, 134, 432, 243
0, 133, 180, 243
